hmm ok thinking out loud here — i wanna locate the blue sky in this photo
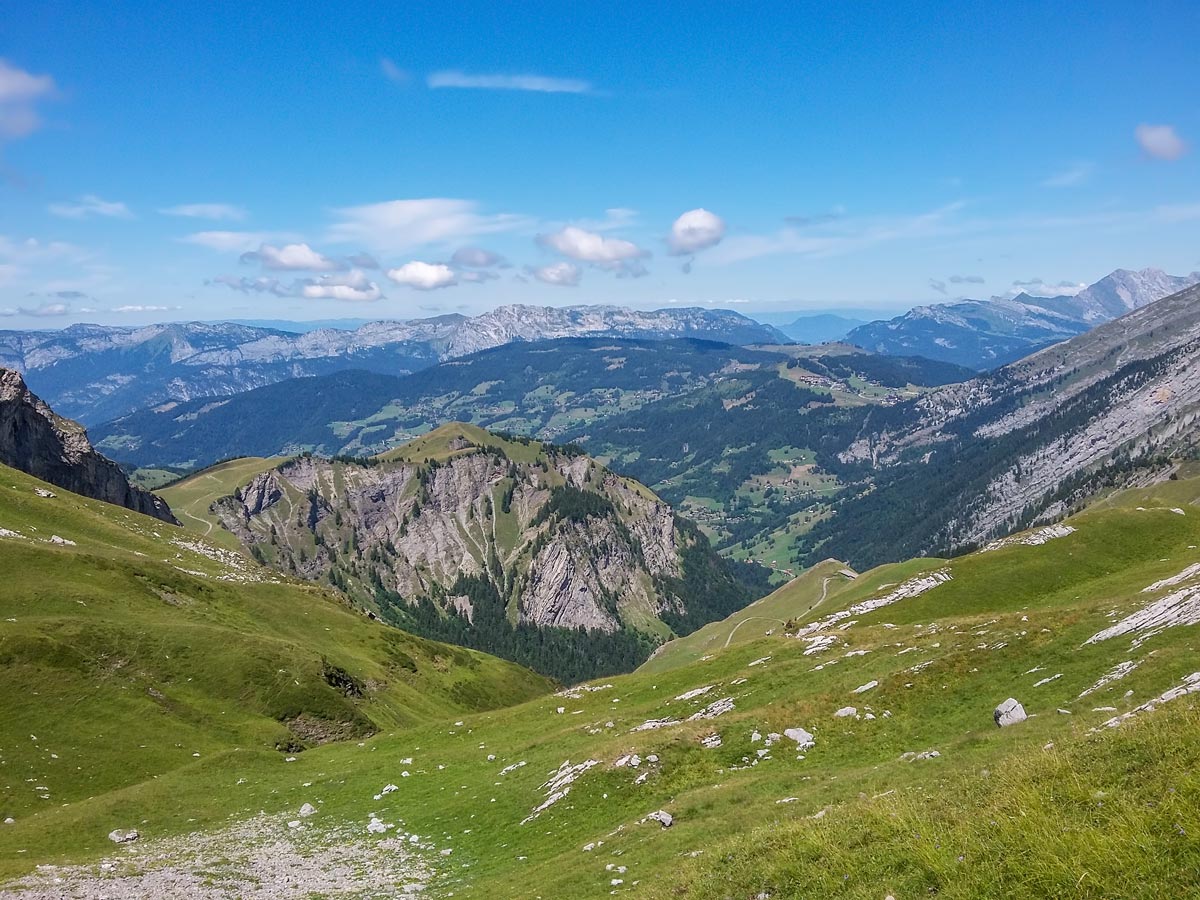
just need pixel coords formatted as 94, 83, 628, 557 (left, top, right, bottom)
1, 0, 1198, 326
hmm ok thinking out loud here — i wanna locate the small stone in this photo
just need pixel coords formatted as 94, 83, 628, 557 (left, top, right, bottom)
1057, 708, 1071, 715
3, 817, 14, 825
834, 706, 857, 718
108, 829, 139, 844
299, 802, 317, 817
784, 726, 815, 749
645, 810, 673, 828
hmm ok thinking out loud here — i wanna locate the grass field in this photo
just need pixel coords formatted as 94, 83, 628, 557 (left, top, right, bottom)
4, 466, 1200, 896
158, 456, 289, 549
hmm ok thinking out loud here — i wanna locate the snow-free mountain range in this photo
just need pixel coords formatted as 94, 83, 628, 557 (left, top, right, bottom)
846, 267, 1200, 369
0, 305, 787, 424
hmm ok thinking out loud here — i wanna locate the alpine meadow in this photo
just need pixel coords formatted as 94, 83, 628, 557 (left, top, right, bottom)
2, 4, 1200, 898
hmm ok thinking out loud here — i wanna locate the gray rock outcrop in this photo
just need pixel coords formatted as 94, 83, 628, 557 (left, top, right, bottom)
994, 698, 1027, 727
0, 368, 177, 524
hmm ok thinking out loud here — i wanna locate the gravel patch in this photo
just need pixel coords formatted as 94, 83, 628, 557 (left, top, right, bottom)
0, 814, 433, 899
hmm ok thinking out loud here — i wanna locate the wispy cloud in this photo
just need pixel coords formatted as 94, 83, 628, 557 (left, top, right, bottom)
180, 231, 299, 253
528, 261, 581, 286
1042, 161, 1095, 187
0, 58, 56, 140
327, 198, 530, 254
708, 203, 967, 266
948, 274, 985, 285
159, 203, 247, 221
48, 195, 133, 220
1135, 123, 1188, 161
112, 304, 181, 313
17, 301, 70, 317
380, 58, 409, 85
427, 70, 593, 94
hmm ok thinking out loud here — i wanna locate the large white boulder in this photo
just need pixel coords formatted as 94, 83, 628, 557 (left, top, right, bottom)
994, 697, 1027, 727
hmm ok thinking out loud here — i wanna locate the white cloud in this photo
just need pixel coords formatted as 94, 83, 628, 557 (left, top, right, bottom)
300, 269, 383, 302
573, 208, 639, 232
0, 235, 85, 264
1135, 123, 1188, 161
241, 242, 339, 271
0, 59, 56, 140
159, 203, 247, 221
112, 304, 181, 313
327, 198, 529, 254
427, 70, 592, 94
386, 261, 457, 290
1042, 161, 1095, 188
538, 226, 648, 273
667, 208, 726, 255
18, 301, 69, 317
529, 261, 581, 286
209, 274, 290, 296
48, 195, 133, 220
180, 231, 293, 253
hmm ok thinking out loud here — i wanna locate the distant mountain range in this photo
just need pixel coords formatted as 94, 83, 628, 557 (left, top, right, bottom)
90, 338, 971, 472
846, 268, 1200, 369
0, 305, 788, 424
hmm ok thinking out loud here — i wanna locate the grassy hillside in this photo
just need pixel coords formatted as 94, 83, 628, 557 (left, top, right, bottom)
640, 557, 859, 674
0, 463, 552, 828
159, 455, 288, 549
3, 474, 1200, 895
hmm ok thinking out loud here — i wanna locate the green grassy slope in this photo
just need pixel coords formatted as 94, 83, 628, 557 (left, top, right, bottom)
158, 455, 289, 549
640, 557, 858, 674
0, 464, 552, 832
4, 475, 1200, 896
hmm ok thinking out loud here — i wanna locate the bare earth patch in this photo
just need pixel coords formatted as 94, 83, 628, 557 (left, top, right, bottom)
0, 815, 432, 899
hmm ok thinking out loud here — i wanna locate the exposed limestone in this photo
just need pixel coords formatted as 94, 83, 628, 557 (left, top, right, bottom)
1086, 582, 1200, 648
993, 698, 1027, 727
1078, 660, 1139, 699
214, 437, 708, 636
1094, 672, 1200, 730
981, 523, 1076, 552
784, 727, 815, 749
0, 368, 176, 524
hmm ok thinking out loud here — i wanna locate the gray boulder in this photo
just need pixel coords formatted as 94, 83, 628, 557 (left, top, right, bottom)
108, 829, 139, 844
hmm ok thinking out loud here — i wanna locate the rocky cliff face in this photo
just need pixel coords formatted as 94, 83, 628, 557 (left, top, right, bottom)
211, 426, 729, 640
831, 282, 1200, 555
0, 367, 177, 524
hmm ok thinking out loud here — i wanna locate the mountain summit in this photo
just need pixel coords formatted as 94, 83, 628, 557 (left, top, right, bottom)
847, 268, 1200, 369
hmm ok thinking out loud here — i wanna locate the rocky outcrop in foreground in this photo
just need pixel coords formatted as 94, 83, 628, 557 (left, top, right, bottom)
0, 367, 177, 524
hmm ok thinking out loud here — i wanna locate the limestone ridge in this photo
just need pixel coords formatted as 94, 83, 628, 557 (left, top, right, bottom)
0, 367, 178, 524
838, 281, 1200, 552
213, 426, 743, 641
